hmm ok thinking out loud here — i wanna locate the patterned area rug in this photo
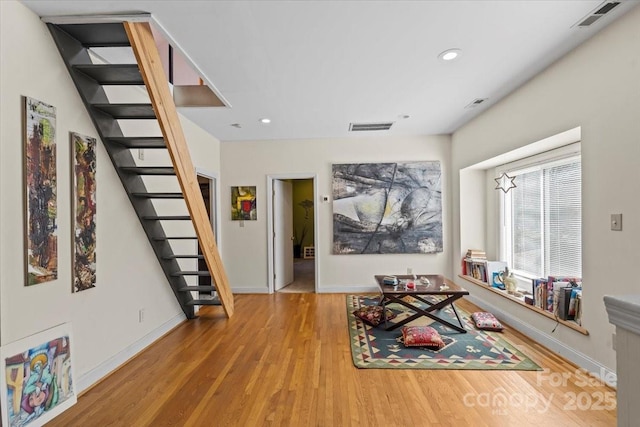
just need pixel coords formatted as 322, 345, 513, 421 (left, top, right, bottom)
348, 295, 541, 370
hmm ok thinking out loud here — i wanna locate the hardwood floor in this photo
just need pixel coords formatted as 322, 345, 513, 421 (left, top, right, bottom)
49, 294, 616, 426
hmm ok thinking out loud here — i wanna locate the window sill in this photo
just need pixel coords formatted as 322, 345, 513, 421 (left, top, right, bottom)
458, 274, 589, 335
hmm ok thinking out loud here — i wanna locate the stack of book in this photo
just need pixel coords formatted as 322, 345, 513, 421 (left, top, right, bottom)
531, 276, 582, 322
463, 249, 487, 282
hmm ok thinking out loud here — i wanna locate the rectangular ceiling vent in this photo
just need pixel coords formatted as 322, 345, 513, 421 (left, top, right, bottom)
464, 98, 488, 109
349, 122, 394, 132
574, 1, 620, 27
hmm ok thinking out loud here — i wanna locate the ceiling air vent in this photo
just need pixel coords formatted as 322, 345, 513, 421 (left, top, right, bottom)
574, 1, 620, 27
464, 98, 488, 109
349, 122, 394, 132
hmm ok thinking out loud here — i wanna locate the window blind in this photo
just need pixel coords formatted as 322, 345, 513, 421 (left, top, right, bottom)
508, 156, 581, 278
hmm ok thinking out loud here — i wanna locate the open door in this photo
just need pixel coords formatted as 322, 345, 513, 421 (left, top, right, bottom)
273, 180, 294, 290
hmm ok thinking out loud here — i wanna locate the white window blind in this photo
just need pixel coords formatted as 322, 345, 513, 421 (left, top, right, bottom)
502, 151, 582, 279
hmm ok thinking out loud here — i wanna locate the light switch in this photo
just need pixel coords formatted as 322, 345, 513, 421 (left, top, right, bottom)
611, 214, 622, 231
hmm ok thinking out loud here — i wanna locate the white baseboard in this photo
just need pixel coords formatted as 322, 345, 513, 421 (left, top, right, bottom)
232, 287, 269, 294
77, 312, 186, 393
317, 285, 379, 294
466, 294, 617, 388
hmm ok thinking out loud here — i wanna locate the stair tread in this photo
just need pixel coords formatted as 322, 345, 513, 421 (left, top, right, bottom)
132, 192, 184, 199
142, 215, 191, 220
152, 236, 197, 241
162, 254, 204, 259
73, 64, 143, 85
186, 299, 222, 306
58, 23, 130, 47
178, 286, 216, 292
104, 137, 166, 149
172, 271, 211, 276
119, 166, 175, 175
92, 103, 156, 119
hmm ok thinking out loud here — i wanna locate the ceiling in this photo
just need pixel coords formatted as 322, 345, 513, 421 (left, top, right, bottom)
21, 0, 640, 142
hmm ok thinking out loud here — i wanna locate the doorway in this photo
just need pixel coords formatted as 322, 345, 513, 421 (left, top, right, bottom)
196, 170, 219, 299
267, 174, 318, 294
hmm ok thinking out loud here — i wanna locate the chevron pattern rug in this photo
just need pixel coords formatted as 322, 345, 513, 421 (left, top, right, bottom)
348, 295, 541, 370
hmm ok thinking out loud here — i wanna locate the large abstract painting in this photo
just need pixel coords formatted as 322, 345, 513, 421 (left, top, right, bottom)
24, 97, 57, 285
1, 323, 77, 427
71, 133, 97, 292
332, 161, 442, 254
231, 186, 257, 220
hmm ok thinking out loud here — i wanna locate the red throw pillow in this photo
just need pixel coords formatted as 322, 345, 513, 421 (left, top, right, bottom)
401, 325, 445, 349
471, 312, 504, 331
353, 305, 396, 326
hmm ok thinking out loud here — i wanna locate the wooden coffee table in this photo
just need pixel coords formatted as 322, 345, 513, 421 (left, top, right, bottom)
374, 274, 469, 333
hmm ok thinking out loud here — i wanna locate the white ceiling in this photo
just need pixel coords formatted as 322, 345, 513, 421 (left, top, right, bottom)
21, 0, 640, 142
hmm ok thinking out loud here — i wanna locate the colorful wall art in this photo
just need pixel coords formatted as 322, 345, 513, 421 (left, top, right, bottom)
24, 97, 58, 285
1, 323, 77, 427
71, 132, 97, 292
332, 161, 442, 254
231, 186, 257, 220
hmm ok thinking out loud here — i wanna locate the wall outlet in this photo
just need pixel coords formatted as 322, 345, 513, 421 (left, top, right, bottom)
407, 267, 413, 275
138, 148, 144, 161
612, 333, 616, 350
139, 309, 145, 323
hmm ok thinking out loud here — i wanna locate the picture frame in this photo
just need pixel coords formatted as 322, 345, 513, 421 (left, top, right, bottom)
24, 96, 58, 286
1, 323, 77, 427
71, 132, 97, 293
231, 186, 257, 220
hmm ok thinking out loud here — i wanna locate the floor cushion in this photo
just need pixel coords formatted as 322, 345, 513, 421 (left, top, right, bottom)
353, 305, 396, 326
471, 311, 504, 331
401, 325, 445, 349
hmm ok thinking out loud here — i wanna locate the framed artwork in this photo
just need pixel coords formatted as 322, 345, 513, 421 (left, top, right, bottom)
332, 161, 443, 254
1, 323, 77, 427
71, 132, 97, 292
231, 186, 257, 220
24, 96, 58, 285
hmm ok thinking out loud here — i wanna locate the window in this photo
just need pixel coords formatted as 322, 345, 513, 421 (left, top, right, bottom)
500, 145, 582, 279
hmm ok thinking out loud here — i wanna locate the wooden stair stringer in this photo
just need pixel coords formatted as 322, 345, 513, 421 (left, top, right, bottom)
124, 21, 235, 318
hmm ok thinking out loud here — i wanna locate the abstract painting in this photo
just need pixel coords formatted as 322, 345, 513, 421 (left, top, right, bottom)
24, 97, 57, 285
332, 161, 442, 254
71, 133, 97, 292
231, 186, 257, 220
1, 323, 77, 427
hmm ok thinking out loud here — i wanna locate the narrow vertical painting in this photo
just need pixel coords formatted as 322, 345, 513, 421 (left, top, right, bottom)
332, 161, 442, 254
24, 97, 57, 285
1, 323, 77, 427
71, 132, 97, 292
231, 186, 257, 220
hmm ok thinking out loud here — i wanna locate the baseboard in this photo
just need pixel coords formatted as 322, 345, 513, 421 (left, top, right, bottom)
317, 285, 379, 294
77, 312, 186, 393
466, 294, 617, 388
232, 287, 269, 294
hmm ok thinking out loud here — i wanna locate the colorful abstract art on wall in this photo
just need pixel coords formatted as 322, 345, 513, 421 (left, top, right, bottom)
71, 132, 97, 292
332, 161, 442, 254
24, 97, 58, 285
1, 323, 77, 427
231, 186, 257, 220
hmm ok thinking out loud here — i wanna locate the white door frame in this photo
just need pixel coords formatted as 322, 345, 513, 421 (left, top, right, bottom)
267, 173, 319, 294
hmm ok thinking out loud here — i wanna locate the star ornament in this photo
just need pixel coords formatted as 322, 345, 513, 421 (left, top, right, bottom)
495, 172, 517, 193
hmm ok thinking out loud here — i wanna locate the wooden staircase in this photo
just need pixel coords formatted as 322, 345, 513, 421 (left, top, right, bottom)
46, 20, 234, 318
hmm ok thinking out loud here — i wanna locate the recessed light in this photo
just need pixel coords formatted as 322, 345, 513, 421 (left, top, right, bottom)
259, 118, 271, 124
438, 48, 461, 61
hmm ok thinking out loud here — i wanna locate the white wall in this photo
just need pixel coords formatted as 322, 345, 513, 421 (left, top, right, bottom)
0, 0, 221, 390
451, 5, 640, 371
221, 135, 451, 292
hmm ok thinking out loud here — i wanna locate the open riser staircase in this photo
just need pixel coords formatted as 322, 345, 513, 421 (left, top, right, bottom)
46, 20, 234, 319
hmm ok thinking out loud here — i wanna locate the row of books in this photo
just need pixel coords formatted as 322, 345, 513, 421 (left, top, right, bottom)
531, 276, 582, 323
